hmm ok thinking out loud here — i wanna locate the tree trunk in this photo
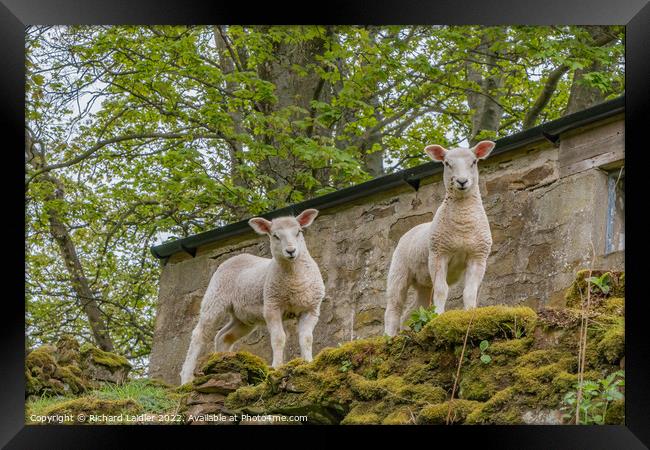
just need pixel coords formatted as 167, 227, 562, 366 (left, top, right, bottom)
254, 26, 332, 195
43, 174, 115, 351
565, 26, 617, 115
466, 28, 505, 146
213, 26, 249, 220
27, 144, 115, 351
523, 64, 570, 129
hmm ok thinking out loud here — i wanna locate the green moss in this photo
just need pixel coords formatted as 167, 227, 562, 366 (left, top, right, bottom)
36, 397, 140, 421
610, 272, 625, 297
604, 399, 625, 424
382, 408, 413, 425
55, 335, 81, 366
489, 338, 532, 357
459, 363, 509, 402
25, 345, 59, 396
565, 269, 591, 307
313, 337, 385, 370
25, 344, 91, 397
198, 351, 268, 384
516, 349, 568, 368
395, 384, 446, 405
202, 288, 625, 426
341, 402, 381, 425
175, 382, 196, 394
417, 400, 482, 424
597, 324, 625, 364
225, 384, 267, 410
402, 352, 457, 389
25, 370, 40, 396
601, 297, 624, 316
465, 387, 522, 424
80, 344, 131, 370
53, 365, 89, 395
26, 345, 58, 376
565, 270, 625, 308
419, 306, 537, 345
348, 373, 404, 401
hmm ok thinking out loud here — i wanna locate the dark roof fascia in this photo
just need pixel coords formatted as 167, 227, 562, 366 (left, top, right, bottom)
151, 96, 624, 260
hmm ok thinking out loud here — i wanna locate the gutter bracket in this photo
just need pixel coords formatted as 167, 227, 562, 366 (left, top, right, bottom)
541, 130, 561, 147
150, 247, 163, 259
180, 243, 197, 258
404, 177, 421, 192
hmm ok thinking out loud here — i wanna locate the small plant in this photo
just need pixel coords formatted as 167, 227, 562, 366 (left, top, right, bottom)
479, 340, 491, 364
562, 370, 624, 424
406, 306, 438, 333
501, 315, 525, 339
339, 359, 353, 373
586, 272, 612, 295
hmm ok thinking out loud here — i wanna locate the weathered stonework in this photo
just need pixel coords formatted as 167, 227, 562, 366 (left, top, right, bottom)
149, 116, 624, 385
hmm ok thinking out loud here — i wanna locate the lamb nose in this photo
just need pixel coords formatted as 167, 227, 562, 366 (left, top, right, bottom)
457, 178, 468, 186
286, 247, 296, 255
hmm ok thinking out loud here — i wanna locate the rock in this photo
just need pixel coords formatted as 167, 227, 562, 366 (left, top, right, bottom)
55, 335, 81, 366
25, 342, 90, 398
186, 402, 225, 417
80, 343, 131, 384
222, 293, 625, 425
186, 391, 227, 405
522, 409, 563, 425
197, 351, 268, 384
194, 372, 244, 394
354, 307, 385, 329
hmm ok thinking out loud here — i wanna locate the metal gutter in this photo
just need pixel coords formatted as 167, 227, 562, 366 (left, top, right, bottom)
151, 96, 624, 260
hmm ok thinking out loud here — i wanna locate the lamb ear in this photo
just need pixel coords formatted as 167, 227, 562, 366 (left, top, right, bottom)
424, 144, 447, 162
473, 140, 496, 159
296, 209, 319, 228
248, 217, 272, 235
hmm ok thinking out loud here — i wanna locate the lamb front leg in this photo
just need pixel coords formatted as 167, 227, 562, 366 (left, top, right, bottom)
430, 253, 449, 315
297, 308, 320, 362
463, 257, 487, 310
264, 307, 286, 368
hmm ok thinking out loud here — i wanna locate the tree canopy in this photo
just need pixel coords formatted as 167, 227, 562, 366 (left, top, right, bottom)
25, 25, 624, 372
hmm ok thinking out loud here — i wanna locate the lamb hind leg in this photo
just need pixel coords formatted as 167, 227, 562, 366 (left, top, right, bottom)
215, 317, 254, 352
181, 314, 220, 384
384, 271, 410, 337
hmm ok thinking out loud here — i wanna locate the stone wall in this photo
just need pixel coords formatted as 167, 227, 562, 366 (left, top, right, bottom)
149, 116, 624, 385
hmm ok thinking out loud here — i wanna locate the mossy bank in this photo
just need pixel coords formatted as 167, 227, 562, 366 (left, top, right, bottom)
26, 271, 625, 425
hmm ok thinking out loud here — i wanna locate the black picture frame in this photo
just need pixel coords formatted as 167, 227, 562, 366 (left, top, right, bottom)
4, 1, 649, 447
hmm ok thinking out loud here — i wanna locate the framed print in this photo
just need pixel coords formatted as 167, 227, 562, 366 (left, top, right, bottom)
4, 0, 649, 447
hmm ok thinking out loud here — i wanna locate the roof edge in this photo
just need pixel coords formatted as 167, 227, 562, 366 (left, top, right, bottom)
151, 96, 624, 260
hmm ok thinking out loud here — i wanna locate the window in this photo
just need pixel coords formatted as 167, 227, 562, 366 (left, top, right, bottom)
605, 167, 624, 254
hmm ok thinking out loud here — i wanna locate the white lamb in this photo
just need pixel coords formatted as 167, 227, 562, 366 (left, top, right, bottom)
384, 141, 496, 336
180, 209, 325, 384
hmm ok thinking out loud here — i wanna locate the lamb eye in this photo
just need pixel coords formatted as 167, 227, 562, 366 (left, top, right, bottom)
444, 161, 451, 168
472, 159, 477, 166
273, 234, 280, 240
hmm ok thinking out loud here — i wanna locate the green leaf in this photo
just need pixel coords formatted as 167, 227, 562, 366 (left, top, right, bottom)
480, 354, 492, 364
479, 340, 489, 352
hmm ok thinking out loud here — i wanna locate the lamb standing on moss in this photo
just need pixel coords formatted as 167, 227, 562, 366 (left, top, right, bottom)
180, 209, 325, 384
384, 141, 496, 336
